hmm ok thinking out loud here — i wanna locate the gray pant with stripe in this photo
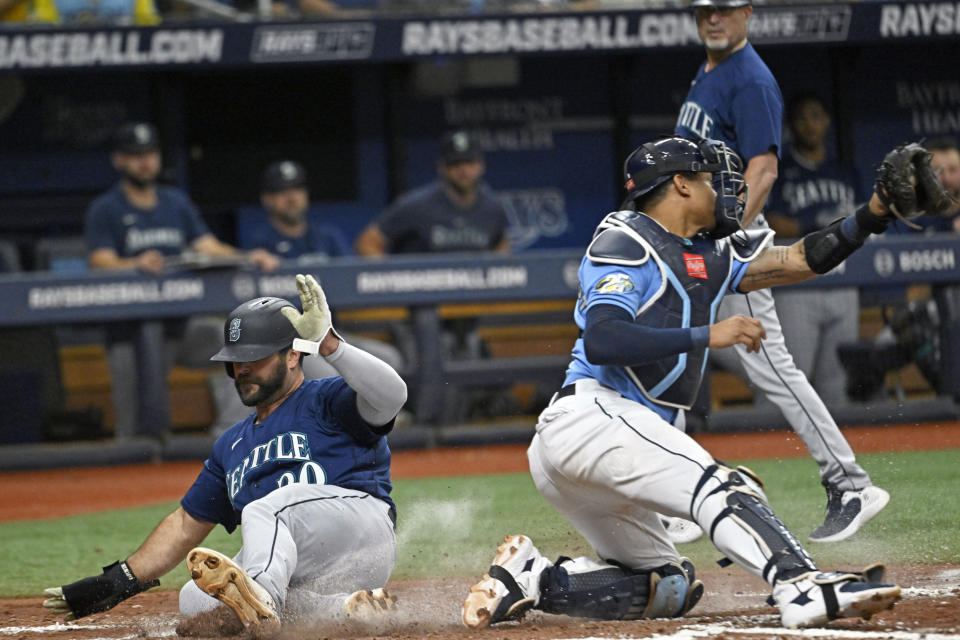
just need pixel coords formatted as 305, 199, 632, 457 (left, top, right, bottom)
709, 285, 872, 492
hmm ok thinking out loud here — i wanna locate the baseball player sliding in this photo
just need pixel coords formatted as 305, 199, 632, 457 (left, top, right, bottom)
42, 275, 407, 636
462, 137, 953, 629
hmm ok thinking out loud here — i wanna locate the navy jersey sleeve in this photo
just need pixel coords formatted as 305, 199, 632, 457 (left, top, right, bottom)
84, 196, 120, 253
377, 198, 415, 245
171, 190, 212, 244
181, 458, 240, 533
731, 81, 783, 161
311, 223, 352, 257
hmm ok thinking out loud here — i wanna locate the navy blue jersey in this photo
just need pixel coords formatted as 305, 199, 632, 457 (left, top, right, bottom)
85, 184, 211, 257
378, 181, 510, 254
675, 42, 783, 162
239, 209, 351, 260
565, 221, 751, 423
768, 147, 863, 235
181, 378, 393, 532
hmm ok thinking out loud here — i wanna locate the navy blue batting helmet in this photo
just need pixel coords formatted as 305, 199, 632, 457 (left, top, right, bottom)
210, 297, 299, 377
623, 136, 747, 239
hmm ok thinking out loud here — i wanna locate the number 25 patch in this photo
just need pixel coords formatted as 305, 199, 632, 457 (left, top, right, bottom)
595, 273, 635, 294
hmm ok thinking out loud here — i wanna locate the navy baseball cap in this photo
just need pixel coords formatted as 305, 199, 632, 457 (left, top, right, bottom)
261, 160, 308, 193
113, 122, 160, 154
440, 131, 483, 165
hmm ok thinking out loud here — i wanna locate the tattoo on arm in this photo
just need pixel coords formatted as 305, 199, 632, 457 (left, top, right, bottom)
740, 267, 788, 288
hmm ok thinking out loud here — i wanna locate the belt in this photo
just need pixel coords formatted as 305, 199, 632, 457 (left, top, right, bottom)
556, 384, 578, 400
552, 380, 617, 404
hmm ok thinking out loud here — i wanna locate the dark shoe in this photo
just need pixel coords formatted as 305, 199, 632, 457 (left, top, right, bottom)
809, 486, 890, 543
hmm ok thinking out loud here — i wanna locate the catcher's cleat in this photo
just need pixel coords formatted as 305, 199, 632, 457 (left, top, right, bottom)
185, 547, 279, 635
461, 534, 548, 628
774, 571, 900, 628
809, 485, 890, 543
343, 588, 398, 620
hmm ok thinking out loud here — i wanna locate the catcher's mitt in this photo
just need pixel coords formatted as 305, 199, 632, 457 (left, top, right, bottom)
875, 142, 957, 229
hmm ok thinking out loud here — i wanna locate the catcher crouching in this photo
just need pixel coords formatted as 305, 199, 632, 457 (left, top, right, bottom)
43, 274, 406, 635
460, 138, 953, 631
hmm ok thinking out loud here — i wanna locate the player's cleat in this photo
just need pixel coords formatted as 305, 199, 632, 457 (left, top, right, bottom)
662, 517, 704, 544
186, 547, 279, 635
809, 485, 890, 543
462, 534, 550, 628
344, 588, 398, 620
773, 571, 900, 628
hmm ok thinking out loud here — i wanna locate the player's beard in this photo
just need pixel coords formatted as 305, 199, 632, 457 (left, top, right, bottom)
122, 169, 156, 190
703, 35, 731, 51
234, 358, 287, 406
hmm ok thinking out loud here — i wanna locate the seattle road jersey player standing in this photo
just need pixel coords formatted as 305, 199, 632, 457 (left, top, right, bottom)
43, 275, 406, 637
461, 136, 915, 631
674, 0, 888, 543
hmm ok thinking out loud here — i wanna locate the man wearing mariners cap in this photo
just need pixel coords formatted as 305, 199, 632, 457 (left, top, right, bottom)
673, 0, 890, 546
238, 160, 351, 262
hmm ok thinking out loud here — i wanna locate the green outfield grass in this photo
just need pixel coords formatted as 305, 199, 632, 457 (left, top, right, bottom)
2, 449, 957, 598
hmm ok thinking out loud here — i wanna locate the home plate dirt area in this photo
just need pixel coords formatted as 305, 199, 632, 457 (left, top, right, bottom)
3, 564, 959, 639
3, 426, 960, 640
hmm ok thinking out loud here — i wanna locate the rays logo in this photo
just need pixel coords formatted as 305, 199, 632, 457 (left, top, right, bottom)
595, 273, 635, 294
228, 318, 242, 342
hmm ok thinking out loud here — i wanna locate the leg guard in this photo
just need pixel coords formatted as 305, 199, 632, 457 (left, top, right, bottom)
692, 463, 817, 585
538, 556, 703, 620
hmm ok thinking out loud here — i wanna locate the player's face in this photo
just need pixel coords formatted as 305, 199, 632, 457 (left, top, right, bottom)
262, 187, 309, 225
232, 353, 288, 407
113, 150, 161, 187
790, 100, 830, 152
440, 159, 485, 196
691, 172, 718, 230
931, 149, 960, 197
695, 6, 752, 53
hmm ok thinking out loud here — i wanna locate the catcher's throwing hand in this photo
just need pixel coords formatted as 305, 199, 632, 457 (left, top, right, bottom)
710, 314, 766, 353
281, 274, 336, 353
875, 142, 957, 228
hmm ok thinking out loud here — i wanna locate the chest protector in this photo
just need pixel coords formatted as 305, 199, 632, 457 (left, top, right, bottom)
586, 211, 772, 410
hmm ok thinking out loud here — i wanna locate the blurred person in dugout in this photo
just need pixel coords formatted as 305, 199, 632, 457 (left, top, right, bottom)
0, 0, 157, 24
210, 160, 407, 435
355, 130, 512, 362
764, 93, 865, 407
85, 121, 280, 439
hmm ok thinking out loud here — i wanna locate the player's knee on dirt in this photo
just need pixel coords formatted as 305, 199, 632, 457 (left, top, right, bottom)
537, 557, 702, 620
693, 463, 817, 584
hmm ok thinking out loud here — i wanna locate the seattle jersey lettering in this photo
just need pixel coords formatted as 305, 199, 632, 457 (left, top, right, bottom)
227, 431, 312, 500
676, 101, 714, 140
781, 178, 856, 212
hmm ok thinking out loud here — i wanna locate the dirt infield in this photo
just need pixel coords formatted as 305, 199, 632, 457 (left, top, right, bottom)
4, 566, 959, 640
3, 423, 960, 639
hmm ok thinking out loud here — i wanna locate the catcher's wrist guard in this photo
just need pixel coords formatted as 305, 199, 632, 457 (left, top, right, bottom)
802, 205, 890, 275
61, 560, 159, 619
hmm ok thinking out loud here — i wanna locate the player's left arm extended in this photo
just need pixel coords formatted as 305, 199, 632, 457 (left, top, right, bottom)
738, 193, 890, 292
741, 151, 779, 228
43, 507, 215, 621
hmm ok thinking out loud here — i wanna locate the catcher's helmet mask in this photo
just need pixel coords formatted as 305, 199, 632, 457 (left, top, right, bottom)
622, 136, 747, 239
210, 297, 300, 378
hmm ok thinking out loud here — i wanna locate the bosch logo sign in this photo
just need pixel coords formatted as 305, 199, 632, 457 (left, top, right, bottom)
898, 249, 956, 272
873, 249, 895, 277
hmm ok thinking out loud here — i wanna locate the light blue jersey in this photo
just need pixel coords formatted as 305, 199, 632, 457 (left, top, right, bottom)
565, 231, 751, 423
